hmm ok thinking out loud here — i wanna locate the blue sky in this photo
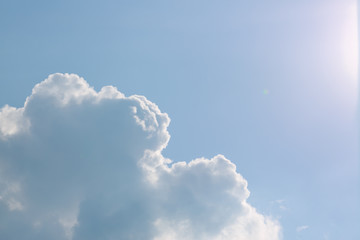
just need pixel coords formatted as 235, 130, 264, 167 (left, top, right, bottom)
0, 0, 359, 239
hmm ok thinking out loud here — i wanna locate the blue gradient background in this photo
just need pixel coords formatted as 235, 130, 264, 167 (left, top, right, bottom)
0, 0, 359, 239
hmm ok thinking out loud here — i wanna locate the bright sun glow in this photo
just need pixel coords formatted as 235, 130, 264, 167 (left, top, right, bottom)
340, 1, 359, 83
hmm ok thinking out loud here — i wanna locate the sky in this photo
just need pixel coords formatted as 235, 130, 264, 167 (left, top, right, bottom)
0, 0, 359, 239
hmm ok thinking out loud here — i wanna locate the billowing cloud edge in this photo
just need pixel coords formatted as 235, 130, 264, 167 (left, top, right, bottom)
0, 73, 282, 240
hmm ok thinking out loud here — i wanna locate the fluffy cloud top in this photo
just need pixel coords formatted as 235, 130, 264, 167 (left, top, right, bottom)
0, 73, 281, 240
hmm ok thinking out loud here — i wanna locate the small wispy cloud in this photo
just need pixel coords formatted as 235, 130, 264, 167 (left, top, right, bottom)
271, 199, 288, 211
296, 225, 309, 232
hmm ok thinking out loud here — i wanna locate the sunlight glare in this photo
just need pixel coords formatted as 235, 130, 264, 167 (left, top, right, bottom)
340, 1, 359, 83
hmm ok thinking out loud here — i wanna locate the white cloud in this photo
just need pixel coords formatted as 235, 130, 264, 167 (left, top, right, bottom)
0, 105, 29, 137
0, 73, 282, 240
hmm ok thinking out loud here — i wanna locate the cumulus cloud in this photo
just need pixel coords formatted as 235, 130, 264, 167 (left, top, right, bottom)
0, 73, 282, 240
